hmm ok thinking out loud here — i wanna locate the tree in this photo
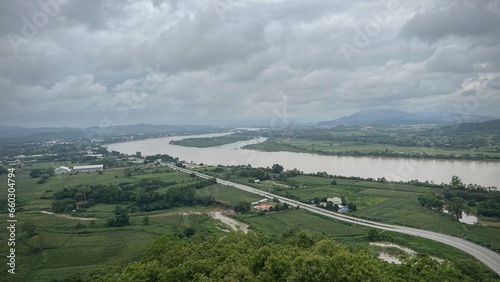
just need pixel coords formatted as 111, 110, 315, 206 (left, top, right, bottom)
37, 175, 48, 184
333, 204, 340, 212
418, 193, 444, 211
313, 197, 320, 206
184, 227, 196, 238
450, 175, 464, 189
477, 200, 500, 217
347, 203, 357, 211
271, 164, 284, 174
22, 222, 37, 237
447, 197, 467, 220
28, 234, 45, 252
367, 229, 379, 241
107, 207, 130, 227
123, 168, 132, 177
234, 201, 251, 213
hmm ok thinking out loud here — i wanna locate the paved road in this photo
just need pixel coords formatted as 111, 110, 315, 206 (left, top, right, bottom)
166, 164, 500, 276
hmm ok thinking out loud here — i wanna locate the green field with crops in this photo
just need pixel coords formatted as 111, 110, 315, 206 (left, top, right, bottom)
1, 163, 499, 280
223, 173, 500, 252
242, 210, 365, 237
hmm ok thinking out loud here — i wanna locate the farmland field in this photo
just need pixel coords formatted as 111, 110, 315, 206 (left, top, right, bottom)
214, 171, 500, 251
243, 210, 365, 237
1, 163, 499, 280
0, 164, 261, 281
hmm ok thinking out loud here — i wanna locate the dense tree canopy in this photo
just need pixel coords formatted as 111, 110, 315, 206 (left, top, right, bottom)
271, 163, 284, 174
80, 231, 480, 282
51, 178, 217, 213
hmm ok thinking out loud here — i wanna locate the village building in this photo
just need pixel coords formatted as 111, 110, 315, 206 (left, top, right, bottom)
327, 197, 342, 205
73, 164, 104, 172
54, 166, 72, 175
254, 204, 272, 211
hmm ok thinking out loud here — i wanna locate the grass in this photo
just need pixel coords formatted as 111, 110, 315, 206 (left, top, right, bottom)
229, 174, 500, 251
0, 212, 228, 282
197, 184, 262, 205
243, 210, 365, 237
2, 162, 499, 280
0, 164, 265, 281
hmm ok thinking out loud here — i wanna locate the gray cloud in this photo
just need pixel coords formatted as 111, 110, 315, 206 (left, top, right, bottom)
400, 1, 500, 43
0, 0, 499, 127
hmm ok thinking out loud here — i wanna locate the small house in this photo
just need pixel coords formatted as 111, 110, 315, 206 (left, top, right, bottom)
255, 204, 272, 211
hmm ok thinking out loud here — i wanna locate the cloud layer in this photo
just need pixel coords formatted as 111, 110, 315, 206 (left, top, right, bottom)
1, 0, 499, 127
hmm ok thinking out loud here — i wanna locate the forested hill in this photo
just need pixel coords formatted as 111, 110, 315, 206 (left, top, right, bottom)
431, 119, 500, 136
77, 231, 488, 281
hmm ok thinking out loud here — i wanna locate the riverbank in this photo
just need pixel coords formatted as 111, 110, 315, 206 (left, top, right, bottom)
169, 134, 255, 148
243, 139, 500, 162
105, 133, 500, 187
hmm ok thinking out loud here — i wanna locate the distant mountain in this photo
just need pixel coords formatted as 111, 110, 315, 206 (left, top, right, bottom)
86, 123, 214, 135
0, 124, 218, 140
318, 109, 421, 126
318, 109, 496, 126
0, 126, 80, 139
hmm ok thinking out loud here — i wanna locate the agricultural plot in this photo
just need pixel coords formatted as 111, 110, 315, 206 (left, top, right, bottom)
244, 210, 365, 237
0, 211, 226, 281
197, 184, 262, 205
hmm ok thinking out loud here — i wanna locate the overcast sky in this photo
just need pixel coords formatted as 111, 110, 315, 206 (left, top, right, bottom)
1, 0, 499, 128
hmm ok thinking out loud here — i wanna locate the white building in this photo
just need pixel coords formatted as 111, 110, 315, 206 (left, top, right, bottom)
327, 197, 342, 205
73, 164, 103, 172
54, 166, 72, 175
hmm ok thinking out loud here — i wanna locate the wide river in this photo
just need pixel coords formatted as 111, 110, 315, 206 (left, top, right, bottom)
106, 133, 500, 188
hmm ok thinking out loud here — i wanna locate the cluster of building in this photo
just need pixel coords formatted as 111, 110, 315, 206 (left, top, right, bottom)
313, 197, 350, 213
252, 199, 271, 211
54, 164, 104, 175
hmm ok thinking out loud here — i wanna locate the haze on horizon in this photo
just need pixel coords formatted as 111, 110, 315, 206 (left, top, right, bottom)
1, 0, 499, 128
